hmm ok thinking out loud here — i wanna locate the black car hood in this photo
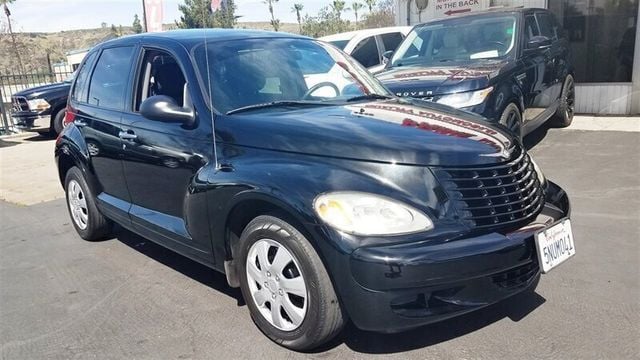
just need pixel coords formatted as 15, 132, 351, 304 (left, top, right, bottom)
377, 60, 511, 97
217, 99, 517, 167
14, 82, 71, 99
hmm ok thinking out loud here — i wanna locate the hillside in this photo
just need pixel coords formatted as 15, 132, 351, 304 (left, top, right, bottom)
0, 22, 300, 74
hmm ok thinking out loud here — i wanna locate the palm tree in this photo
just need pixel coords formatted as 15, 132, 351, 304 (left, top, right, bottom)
351, 2, 363, 29
291, 3, 303, 34
264, 0, 279, 31
364, 0, 376, 13
331, 0, 347, 21
1, 0, 24, 72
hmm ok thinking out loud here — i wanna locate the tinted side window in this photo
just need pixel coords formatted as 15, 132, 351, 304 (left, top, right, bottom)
351, 36, 380, 68
536, 13, 557, 40
381, 32, 404, 52
524, 14, 540, 43
88, 46, 135, 109
71, 52, 97, 103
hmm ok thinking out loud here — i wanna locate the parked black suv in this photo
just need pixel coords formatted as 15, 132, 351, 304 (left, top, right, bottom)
377, 8, 574, 137
55, 30, 574, 350
11, 73, 74, 136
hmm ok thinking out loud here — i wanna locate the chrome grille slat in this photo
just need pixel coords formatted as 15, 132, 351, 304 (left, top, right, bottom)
435, 148, 545, 230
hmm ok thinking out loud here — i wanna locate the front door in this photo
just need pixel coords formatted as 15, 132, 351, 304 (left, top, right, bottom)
119, 45, 215, 262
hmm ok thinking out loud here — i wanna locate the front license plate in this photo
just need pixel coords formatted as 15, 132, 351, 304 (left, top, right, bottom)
535, 219, 575, 273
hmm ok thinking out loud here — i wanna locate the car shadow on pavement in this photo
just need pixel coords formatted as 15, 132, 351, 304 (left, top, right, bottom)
523, 123, 552, 150
329, 290, 546, 354
113, 223, 546, 354
113, 226, 245, 306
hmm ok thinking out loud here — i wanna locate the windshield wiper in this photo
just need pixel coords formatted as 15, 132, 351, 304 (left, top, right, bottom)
345, 94, 393, 102
226, 100, 331, 115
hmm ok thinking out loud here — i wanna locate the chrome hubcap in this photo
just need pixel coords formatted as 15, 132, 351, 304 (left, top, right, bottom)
67, 180, 88, 230
246, 239, 307, 331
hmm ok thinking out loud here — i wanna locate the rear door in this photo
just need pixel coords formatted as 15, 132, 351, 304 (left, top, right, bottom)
71, 45, 136, 222
536, 11, 565, 102
119, 44, 215, 260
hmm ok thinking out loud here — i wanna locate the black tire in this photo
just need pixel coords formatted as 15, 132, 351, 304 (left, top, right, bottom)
51, 108, 66, 136
238, 215, 345, 351
499, 102, 522, 138
551, 74, 575, 127
64, 167, 113, 241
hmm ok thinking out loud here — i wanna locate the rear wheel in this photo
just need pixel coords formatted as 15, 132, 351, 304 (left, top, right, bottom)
64, 167, 112, 241
499, 102, 522, 138
238, 215, 345, 351
551, 74, 575, 127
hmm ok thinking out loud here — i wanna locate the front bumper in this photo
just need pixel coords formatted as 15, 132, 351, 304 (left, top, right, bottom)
12, 112, 50, 132
331, 181, 570, 333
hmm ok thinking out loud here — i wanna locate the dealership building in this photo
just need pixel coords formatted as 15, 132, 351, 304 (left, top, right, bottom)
394, 0, 639, 115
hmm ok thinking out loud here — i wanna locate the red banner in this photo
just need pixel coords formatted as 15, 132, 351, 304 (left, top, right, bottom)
144, 0, 164, 32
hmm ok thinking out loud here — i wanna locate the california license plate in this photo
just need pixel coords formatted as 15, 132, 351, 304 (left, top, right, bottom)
535, 219, 575, 273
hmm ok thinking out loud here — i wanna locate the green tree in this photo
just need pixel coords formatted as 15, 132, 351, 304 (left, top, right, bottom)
351, 2, 362, 28
110, 24, 118, 35
301, 6, 349, 38
264, 0, 279, 31
177, 0, 236, 29
132, 14, 143, 33
291, 3, 303, 34
362, 0, 394, 29
1, 0, 24, 72
331, 0, 347, 21
364, 0, 376, 12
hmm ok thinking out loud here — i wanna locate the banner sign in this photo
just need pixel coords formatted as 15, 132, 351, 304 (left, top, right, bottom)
144, 0, 164, 32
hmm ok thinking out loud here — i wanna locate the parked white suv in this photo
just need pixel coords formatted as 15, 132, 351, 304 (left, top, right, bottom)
320, 26, 412, 73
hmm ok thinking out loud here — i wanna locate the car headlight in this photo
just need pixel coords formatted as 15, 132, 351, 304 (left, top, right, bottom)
436, 87, 493, 108
313, 191, 433, 236
530, 157, 547, 186
27, 98, 50, 111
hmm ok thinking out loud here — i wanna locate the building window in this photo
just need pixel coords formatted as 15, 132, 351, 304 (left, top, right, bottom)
548, 0, 638, 83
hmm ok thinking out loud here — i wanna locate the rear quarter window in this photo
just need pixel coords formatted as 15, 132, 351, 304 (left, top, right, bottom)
71, 52, 97, 103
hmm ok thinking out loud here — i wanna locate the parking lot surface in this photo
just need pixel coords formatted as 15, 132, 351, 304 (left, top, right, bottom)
1, 126, 639, 359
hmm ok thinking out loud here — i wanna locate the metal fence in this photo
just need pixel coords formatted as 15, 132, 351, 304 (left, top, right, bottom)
0, 70, 74, 135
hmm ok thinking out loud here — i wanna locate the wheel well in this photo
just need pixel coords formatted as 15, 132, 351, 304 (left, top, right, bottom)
57, 153, 74, 188
224, 199, 308, 261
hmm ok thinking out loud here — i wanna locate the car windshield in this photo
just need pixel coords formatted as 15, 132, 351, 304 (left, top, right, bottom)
391, 15, 517, 67
194, 38, 391, 114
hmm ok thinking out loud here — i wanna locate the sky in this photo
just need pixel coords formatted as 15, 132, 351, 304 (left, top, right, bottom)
3, 0, 361, 33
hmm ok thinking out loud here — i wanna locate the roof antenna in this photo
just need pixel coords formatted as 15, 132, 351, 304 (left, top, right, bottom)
202, 1, 219, 170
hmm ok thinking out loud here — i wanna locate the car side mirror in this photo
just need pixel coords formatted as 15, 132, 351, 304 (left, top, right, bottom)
140, 95, 195, 126
526, 36, 552, 51
382, 50, 394, 64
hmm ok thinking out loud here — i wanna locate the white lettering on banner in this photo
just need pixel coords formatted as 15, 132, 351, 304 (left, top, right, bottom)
145, 0, 164, 33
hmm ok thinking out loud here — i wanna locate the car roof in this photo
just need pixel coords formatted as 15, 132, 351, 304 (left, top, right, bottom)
320, 26, 413, 42
97, 29, 310, 49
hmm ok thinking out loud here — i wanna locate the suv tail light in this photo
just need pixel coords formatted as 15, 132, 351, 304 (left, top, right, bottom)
63, 104, 76, 126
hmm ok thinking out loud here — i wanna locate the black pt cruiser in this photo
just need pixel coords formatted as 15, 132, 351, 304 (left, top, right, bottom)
55, 30, 575, 351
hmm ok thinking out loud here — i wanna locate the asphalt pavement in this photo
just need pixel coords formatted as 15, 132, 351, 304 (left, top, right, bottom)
1, 126, 639, 359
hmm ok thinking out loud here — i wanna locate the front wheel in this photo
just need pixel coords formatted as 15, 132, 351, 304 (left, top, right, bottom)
499, 102, 522, 138
551, 74, 575, 127
238, 215, 345, 351
51, 108, 66, 136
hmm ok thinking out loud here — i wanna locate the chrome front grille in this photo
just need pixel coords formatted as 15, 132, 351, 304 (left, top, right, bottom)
433, 148, 545, 230
11, 96, 29, 112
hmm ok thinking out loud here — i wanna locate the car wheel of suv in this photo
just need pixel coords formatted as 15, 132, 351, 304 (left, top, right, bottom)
552, 74, 575, 127
499, 103, 522, 137
238, 215, 345, 351
64, 167, 112, 241
51, 108, 66, 136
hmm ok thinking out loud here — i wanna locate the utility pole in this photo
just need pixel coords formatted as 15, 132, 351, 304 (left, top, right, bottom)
141, 0, 148, 32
